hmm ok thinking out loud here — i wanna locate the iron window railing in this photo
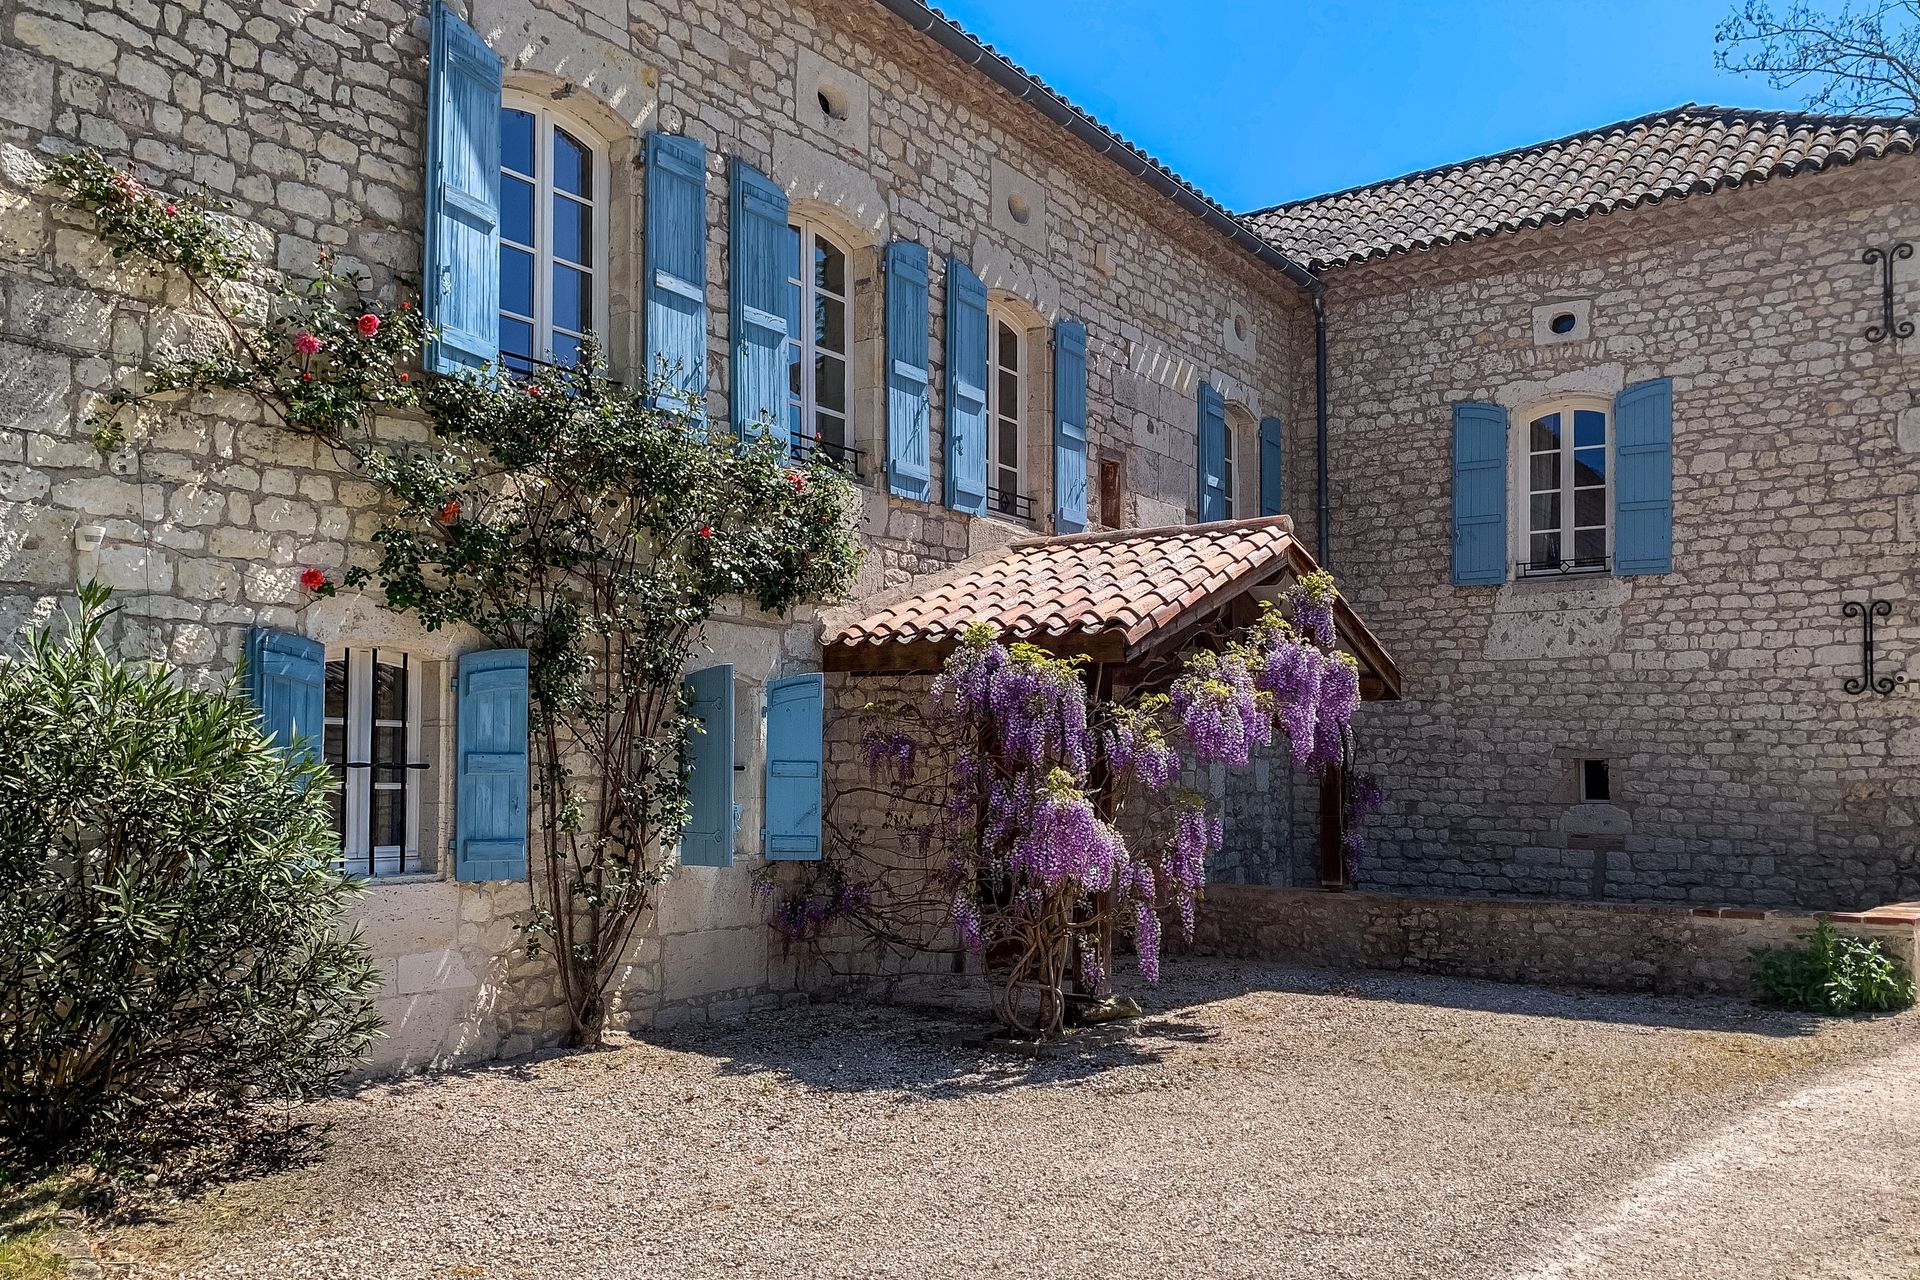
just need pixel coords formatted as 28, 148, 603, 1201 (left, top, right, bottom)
1517, 555, 1611, 579
790, 433, 865, 480
988, 484, 1035, 522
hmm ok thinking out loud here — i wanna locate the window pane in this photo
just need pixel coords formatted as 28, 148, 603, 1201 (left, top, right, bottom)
371, 787, 403, 848
814, 238, 845, 296
501, 175, 535, 247
371, 660, 405, 721
815, 409, 847, 451
500, 108, 534, 175
784, 224, 803, 281
553, 332, 584, 368
997, 322, 1019, 370
1574, 447, 1606, 486
1530, 412, 1560, 452
788, 344, 803, 399
553, 193, 590, 266
501, 246, 534, 317
325, 659, 347, 720
998, 369, 1019, 417
553, 263, 590, 333
815, 295, 845, 353
1530, 531, 1560, 566
1529, 453, 1557, 492
1574, 488, 1606, 527
1573, 409, 1606, 449
788, 398, 804, 443
814, 352, 845, 413
997, 419, 1018, 467
501, 317, 535, 371
553, 127, 590, 198
373, 725, 405, 768
1574, 528, 1606, 564
1529, 492, 1560, 533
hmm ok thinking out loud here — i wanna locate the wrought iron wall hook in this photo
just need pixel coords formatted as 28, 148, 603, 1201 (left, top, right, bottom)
1842, 598, 1906, 696
1862, 242, 1914, 343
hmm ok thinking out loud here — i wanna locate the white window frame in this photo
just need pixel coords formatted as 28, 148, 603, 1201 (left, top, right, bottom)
986, 305, 1029, 519
1221, 420, 1238, 519
1513, 395, 1612, 577
787, 218, 854, 471
498, 92, 611, 370
323, 646, 425, 879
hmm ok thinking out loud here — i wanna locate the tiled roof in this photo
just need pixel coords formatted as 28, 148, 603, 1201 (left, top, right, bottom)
822, 516, 1403, 697
1243, 104, 1920, 270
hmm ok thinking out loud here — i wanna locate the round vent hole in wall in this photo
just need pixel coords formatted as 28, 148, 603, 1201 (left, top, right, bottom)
1006, 193, 1033, 226
1232, 313, 1249, 342
1550, 311, 1578, 335
817, 84, 849, 123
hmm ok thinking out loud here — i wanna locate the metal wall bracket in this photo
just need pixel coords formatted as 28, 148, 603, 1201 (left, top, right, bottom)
1863, 242, 1914, 343
1843, 598, 1906, 695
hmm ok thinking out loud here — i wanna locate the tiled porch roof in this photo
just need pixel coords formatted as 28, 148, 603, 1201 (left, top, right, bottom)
822, 515, 1402, 698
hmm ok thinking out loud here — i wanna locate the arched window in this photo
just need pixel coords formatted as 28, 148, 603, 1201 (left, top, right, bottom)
1220, 419, 1238, 519
987, 304, 1032, 520
498, 97, 608, 374
1518, 397, 1610, 575
786, 219, 853, 472
323, 647, 427, 878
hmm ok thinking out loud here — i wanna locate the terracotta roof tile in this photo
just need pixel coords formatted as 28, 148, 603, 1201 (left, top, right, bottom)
1242, 104, 1919, 270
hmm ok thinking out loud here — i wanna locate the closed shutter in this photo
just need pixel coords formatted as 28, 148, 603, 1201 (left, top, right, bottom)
944, 257, 989, 515
244, 627, 326, 766
679, 664, 734, 868
763, 673, 824, 862
455, 648, 530, 882
1613, 378, 1674, 576
1451, 401, 1510, 586
644, 132, 708, 414
885, 240, 931, 501
1258, 415, 1284, 517
1196, 380, 1227, 522
1052, 318, 1088, 533
423, 1, 502, 377
729, 157, 789, 441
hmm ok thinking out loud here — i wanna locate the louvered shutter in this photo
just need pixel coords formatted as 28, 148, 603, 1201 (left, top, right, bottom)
944, 257, 989, 515
729, 158, 789, 441
1196, 380, 1228, 522
680, 664, 734, 868
245, 627, 326, 767
423, 1, 501, 377
644, 132, 708, 415
1613, 378, 1674, 576
763, 673, 824, 862
1258, 415, 1284, 517
885, 240, 931, 501
455, 649, 529, 882
1052, 318, 1088, 533
1451, 401, 1510, 586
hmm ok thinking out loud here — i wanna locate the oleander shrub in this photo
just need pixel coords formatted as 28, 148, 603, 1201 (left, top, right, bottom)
1753, 919, 1916, 1015
0, 586, 381, 1168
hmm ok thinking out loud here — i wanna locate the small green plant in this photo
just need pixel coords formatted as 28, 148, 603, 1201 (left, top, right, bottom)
1753, 919, 1917, 1015
0, 585, 382, 1169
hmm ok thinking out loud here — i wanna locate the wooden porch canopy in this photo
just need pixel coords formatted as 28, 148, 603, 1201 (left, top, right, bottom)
821, 515, 1403, 701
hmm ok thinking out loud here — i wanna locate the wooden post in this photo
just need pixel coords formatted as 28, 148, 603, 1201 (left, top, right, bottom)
1317, 762, 1349, 889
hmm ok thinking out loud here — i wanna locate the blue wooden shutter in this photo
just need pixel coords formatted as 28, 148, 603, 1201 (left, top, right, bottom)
1196, 381, 1228, 522
455, 648, 529, 882
944, 257, 989, 515
644, 132, 708, 414
1614, 378, 1674, 576
680, 664, 734, 868
885, 240, 931, 501
1451, 401, 1510, 586
763, 673, 824, 862
1052, 318, 1088, 533
1258, 415, 1284, 517
244, 627, 325, 766
729, 158, 789, 440
423, 1, 501, 377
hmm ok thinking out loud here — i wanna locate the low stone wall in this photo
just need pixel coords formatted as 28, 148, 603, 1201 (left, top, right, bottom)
1186, 885, 1920, 997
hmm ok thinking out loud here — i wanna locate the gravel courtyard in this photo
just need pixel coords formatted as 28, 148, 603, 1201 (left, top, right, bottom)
101, 959, 1920, 1280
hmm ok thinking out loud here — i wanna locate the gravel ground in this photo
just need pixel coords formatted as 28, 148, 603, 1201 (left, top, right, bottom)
98, 959, 1920, 1280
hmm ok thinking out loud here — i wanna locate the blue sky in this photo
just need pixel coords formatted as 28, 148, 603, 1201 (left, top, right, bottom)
932, 0, 1812, 210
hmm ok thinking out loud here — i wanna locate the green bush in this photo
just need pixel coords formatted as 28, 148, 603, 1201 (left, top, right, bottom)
0, 586, 381, 1167
1753, 919, 1917, 1015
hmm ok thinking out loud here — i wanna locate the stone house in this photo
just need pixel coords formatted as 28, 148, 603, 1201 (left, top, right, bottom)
0, 0, 1914, 1073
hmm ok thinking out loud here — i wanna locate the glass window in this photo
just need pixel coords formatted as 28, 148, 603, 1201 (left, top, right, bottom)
498, 102, 604, 375
1522, 401, 1609, 574
1221, 421, 1238, 519
987, 311, 1029, 520
786, 221, 855, 475
323, 648, 426, 878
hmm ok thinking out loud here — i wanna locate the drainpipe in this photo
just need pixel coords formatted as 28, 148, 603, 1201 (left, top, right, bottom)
1313, 280, 1330, 567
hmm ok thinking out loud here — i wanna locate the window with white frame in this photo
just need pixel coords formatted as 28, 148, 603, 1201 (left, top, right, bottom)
785, 221, 855, 474
498, 99, 607, 374
987, 308, 1032, 520
1521, 399, 1609, 575
1221, 419, 1238, 519
323, 648, 426, 878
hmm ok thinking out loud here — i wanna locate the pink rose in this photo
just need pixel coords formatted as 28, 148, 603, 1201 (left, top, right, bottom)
357, 313, 380, 337
293, 332, 322, 356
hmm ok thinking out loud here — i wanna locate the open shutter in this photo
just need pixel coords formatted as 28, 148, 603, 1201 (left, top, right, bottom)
763, 673, 824, 862
1258, 415, 1284, 517
885, 240, 931, 501
1614, 378, 1674, 576
729, 158, 789, 440
423, 1, 501, 377
455, 649, 529, 882
680, 664, 734, 868
1196, 381, 1228, 522
1052, 318, 1088, 533
944, 257, 989, 515
1451, 401, 1509, 586
644, 132, 708, 414
245, 627, 325, 766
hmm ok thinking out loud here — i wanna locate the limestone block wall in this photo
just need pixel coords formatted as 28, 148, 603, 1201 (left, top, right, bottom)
1302, 160, 1920, 909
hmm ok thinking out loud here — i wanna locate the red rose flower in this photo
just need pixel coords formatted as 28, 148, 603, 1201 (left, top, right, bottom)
299, 567, 328, 591
787, 471, 807, 493
357, 313, 380, 337
698, 524, 714, 539
164, 203, 178, 216
400, 299, 412, 311
301, 372, 313, 381
399, 371, 410, 381
526, 385, 542, 396
438, 500, 462, 524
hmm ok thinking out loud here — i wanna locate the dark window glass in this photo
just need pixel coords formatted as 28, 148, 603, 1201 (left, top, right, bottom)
371, 787, 403, 848
1549, 312, 1577, 335
553, 332, 584, 368
997, 322, 1019, 369
500, 246, 535, 317
816, 295, 845, 351
501, 175, 535, 247
1530, 413, 1560, 451
325, 658, 347, 720
814, 353, 845, 413
1574, 489, 1606, 527
1581, 759, 1611, 803
1530, 531, 1560, 566
371, 659, 405, 720
1530, 453, 1557, 491
1529, 493, 1560, 530
553, 263, 590, 333
1574, 528, 1606, 564
1574, 447, 1606, 485
500, 108, 535, 175
814, 239, 844, 295
553, 194, 589, 266
553, 127, 590, 198
815, 410, 846, 452
500, 317, 535, 372
1573, 409, 1606, 449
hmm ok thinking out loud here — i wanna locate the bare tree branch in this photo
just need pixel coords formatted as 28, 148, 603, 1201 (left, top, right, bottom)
1716, 0, 1920, 114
